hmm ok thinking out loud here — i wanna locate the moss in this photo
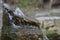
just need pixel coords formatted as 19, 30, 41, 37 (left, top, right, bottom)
46, 30, 60, 40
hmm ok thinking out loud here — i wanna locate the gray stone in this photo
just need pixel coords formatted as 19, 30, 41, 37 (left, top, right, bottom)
0, 0, 3, 37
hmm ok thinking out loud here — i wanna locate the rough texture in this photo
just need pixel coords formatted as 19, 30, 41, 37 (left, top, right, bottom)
0, 0, 3, 37
1, 4, 41, 40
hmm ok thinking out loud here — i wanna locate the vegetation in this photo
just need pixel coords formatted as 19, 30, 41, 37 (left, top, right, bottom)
46, 30, 60, 40
16, 0, 43, 7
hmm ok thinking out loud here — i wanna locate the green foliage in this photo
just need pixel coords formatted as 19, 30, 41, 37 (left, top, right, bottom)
16, 0, 43, 7
16, 1, 29, 7
16, 0, 33, 7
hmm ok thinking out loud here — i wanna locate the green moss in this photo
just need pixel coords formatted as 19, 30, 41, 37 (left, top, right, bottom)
46, 30, 56, 37
46, 30, 60, 39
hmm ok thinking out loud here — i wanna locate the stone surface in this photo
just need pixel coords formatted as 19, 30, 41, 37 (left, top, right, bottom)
0, 0, 3, 37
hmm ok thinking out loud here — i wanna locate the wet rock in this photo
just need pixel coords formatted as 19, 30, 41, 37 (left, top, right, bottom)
1, 3, 41, 40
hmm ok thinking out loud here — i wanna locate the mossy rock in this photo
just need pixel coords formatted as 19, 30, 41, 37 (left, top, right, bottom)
46, 30, 60, 40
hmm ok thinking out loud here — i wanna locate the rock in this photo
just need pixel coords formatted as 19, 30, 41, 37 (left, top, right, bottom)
1, 3, 41, 40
